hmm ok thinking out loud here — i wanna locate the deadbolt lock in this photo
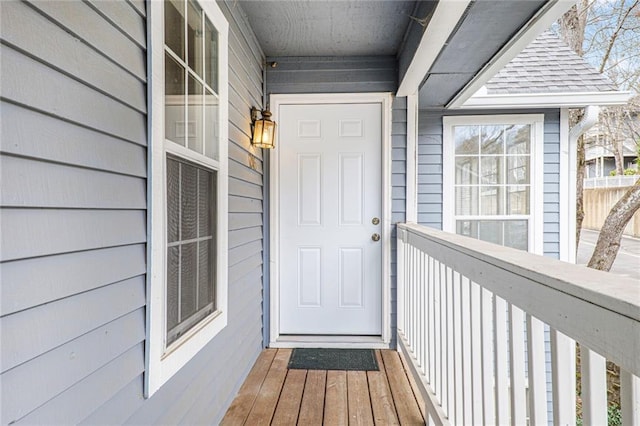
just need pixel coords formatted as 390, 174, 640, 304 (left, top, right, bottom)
372, 217, 380, 225
371, 233, 381, 242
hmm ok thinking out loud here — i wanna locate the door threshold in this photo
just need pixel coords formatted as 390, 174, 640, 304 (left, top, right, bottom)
269, 335, 390, 349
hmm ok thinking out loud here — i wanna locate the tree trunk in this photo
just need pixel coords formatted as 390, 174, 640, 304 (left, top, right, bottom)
588, 178, 640, 271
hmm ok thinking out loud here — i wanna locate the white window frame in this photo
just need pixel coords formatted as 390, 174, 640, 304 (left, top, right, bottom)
442, 114, 544, 254
146, 0, 229, 397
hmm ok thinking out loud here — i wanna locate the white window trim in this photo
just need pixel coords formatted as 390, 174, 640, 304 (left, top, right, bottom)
146, 0, 229, 397
442, 114, 544, 255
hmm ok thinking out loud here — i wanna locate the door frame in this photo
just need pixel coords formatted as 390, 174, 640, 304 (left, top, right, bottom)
268, 93, 393, 348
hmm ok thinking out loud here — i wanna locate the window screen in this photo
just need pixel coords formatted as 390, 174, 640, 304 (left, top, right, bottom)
166, 155, 217, 345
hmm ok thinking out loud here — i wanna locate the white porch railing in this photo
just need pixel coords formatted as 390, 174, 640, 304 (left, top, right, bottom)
397, 223, 640, 426
584, 176, 639, 188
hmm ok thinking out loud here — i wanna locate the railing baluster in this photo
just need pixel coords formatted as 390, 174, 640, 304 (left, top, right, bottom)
434, 260, 442, 405
446, 267, 455, 422
418, 250, 425, 373
621, 368, 640, 426
429, 256, 435, 388
398, 235, 405, 335
421, 251, 428, 377
551, 329, 576, 426
461, 276, 473, 424
508, 304, 526, 426
481, 287, 495, 425
470, 281, 483, 424
581, 346, 607, 426
408, 245, 413, 350
527, 315, 548, 426
453, 271, 464, 423
494, 295, 509, 425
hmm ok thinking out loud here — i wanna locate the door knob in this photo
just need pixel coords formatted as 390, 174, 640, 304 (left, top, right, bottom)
371, 233, 381, 242
371, 217, 380, 225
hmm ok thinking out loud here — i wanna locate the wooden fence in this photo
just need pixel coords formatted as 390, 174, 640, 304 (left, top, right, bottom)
584, 187, 640, 237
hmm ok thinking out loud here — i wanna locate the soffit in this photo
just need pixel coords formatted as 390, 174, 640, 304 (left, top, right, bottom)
238, 0, 418, 57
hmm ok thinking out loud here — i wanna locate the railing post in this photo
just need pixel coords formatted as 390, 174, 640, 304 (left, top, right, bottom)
397, 227, 406, 337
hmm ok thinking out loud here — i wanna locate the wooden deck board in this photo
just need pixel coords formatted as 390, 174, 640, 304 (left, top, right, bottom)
223, 349, 425, 425
271, 369, 306, 425
381, 350, 425, 425
220, 348, 277, 425
324, 370, 348, 425
369, 351, 399, 425
297, 370, 326, 425
243, 348, 292, 425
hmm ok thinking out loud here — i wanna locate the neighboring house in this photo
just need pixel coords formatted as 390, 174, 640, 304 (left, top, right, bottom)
0, 2, 636, 426
585, 131, 639, 177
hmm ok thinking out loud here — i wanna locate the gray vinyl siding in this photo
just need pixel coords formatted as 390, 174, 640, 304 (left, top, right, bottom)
417, 108, 561, 422
0, 1, 265, 424
265, 66, 405, 345
265, 56, 397, 94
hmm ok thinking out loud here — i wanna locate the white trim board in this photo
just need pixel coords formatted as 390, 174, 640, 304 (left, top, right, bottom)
268, 93, 394, 348
397, 0, 472, 97
461, 91, 634, 109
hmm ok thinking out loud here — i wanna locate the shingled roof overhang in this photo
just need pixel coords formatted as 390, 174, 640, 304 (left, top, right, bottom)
459, 30, 634, 109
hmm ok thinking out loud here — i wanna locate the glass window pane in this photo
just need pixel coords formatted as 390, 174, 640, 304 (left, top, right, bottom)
507, 156, 530, 184
164, 0, 185, 60
481, 156, 504, 185
506, 124, 530, 154
205, 17, 219, 92
165, 53, 186, 146
506, 185, 530, 215
456, 220, 478, 239
455, 186, 478, 215
504, 220, 528, 250
480, 186, 504, 215
455, 156, 478, 185
204, 88, 219, 160
166, 246, 180, 335
187, 0, 204, 79
481, 125, 504, 154
180, 242, 197, 321
167, 157, 180, 243
187, 73, 204, 154
478, 221, 503, 246
454, 125, 479, 155
198, 239, 215, 310
181, 160, 198, 240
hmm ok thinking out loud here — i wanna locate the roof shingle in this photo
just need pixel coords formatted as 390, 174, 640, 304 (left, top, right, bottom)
485, 30, 618, 94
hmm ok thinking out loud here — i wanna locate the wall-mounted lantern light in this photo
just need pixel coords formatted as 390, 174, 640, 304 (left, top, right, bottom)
251, 107, 276, 149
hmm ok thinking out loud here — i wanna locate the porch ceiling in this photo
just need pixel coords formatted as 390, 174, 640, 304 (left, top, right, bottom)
239, 0, 557, 108
238, 0, 418, 57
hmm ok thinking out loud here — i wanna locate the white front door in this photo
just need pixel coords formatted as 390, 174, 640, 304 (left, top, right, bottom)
278, 102, 383, 335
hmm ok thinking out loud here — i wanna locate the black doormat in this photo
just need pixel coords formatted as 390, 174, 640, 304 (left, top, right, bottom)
288, 348, 379, 371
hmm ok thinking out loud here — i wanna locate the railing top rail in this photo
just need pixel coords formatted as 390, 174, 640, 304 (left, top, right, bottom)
398, 222, 640, 375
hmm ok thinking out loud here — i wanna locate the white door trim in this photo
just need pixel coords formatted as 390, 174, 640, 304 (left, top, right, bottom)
269, 93, 393, 348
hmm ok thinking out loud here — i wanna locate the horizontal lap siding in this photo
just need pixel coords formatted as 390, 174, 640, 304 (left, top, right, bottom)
120, 1, 266, 424
0, 1, 265, 424
265, 58, 404, 345
0, 1, 148, 424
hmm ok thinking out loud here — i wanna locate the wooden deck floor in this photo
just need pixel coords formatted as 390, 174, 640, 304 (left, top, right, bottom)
221, 349, 425, 425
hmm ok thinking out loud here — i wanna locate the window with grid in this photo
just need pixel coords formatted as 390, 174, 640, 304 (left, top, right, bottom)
148, 0, 228, 397
163, 0, 222, 347
451, 121, 533, 251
